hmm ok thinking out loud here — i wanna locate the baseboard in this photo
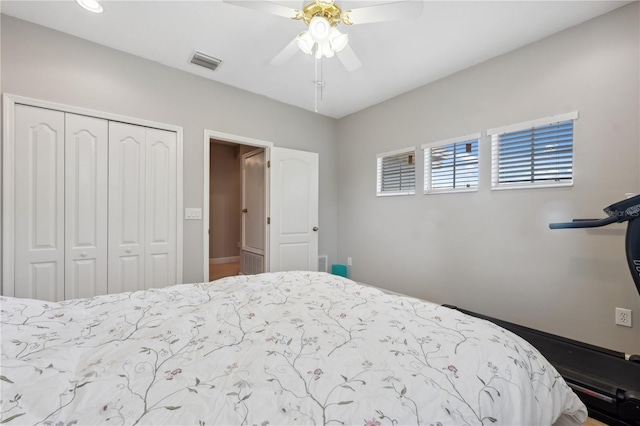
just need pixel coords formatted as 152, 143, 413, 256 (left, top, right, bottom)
210, 256, 240, 265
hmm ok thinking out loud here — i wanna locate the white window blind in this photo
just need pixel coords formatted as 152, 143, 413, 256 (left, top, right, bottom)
422, 133, 480, 194
376, 147, 416, 196
489, 112, 577, 190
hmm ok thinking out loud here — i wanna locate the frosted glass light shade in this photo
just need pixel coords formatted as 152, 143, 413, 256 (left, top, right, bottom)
297, 31, 314, 55
315, 40, 334, 59
309, 16, 331, 41
330, 30, 348, 53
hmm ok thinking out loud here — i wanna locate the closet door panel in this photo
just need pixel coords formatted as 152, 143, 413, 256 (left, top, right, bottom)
145, 128, 177, 289
14, 105, 65, 301
109, 122, 146, 294
65, 114, 108, 299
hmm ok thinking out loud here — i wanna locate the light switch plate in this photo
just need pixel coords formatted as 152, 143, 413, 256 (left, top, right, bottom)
185, 208, 202, 220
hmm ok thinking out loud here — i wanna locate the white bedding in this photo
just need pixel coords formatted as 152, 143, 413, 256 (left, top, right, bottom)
1, 271, 587, 425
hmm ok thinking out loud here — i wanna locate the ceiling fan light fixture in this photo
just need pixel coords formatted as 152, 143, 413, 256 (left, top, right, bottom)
76, 0, 103, 13
329, 29, 348, 53
321, 40, 335, 58
297, 31, 314, 55
309, 16, 331, 41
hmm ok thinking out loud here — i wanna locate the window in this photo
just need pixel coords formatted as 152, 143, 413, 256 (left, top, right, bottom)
422, 133, 480, 194
376, 147, 416, 196
488, 112, 577, 190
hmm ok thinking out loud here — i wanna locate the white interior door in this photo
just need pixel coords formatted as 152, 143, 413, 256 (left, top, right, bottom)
241, 149, 266, 274
108, 122, 146, 294
145, 128, 177, 289
14, 105, 65, 301
65, 113, 108, 299
269, 147, 319, 272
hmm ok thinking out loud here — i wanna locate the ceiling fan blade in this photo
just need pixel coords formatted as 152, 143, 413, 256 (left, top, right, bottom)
336, 45, 362, 71
271, 36, 302, 66
223, 0, 300, 19
344, 1, 423, 25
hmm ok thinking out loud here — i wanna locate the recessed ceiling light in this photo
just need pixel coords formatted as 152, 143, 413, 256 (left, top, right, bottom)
76, 0, 103, 14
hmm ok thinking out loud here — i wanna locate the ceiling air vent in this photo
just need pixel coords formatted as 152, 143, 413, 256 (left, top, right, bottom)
190, 51, 222, 72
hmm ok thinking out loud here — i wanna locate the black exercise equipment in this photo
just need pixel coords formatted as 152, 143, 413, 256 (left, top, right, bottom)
444, 305, 640, 425
550, 193, 640, 299
446, 194, 640, 425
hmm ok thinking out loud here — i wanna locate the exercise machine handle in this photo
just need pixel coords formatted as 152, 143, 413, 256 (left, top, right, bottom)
549, 216, 620, 229
549, 194, 640, 299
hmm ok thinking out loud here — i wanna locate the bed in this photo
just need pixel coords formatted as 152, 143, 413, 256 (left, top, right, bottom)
1, 271, 587, 425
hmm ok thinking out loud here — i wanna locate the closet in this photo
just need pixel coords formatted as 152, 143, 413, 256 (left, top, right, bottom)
5, 100, 180, 301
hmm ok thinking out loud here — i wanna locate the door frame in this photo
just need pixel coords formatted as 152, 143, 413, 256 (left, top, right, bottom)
203, 130, 273, 282
2, 93, 184, 297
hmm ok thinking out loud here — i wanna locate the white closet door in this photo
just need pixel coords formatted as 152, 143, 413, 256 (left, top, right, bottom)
14, 105, 65, 301
108, 122, 146, 294
65, 114, 108, 299
145, 128, 177, 289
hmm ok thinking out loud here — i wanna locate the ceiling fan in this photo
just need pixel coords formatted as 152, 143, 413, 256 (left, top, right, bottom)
224, 0, 424, 71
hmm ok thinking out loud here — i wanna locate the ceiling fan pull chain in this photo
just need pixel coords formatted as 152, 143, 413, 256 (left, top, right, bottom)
314, 56, 319, 112
319, 57, 324, 102
314, 56, 326, 113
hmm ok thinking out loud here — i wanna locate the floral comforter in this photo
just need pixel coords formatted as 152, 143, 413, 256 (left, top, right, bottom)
1, 271, 587, 425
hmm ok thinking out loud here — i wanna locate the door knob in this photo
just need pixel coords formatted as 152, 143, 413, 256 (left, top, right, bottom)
313, 227, 318, 232
242, 209, 248, 213
126, 248, 132, 253
80, 252, 87, 258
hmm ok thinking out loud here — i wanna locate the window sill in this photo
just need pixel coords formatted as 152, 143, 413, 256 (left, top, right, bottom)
376, 191, 415, 197
424, 188, 478, 195
491, 181, 573, 191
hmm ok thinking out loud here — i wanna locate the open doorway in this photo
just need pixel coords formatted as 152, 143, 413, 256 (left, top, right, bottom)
208, 140, 265, 280
203, 129, 320, 283
203, 130, 273, 282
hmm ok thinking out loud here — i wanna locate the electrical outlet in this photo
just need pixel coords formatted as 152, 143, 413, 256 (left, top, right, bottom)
347, 257, 352, 266
615, 308, 632, 327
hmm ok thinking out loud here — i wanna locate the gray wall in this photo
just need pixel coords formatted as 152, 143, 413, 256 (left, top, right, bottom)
337, 3, 640, 353
0, 14, 340, 284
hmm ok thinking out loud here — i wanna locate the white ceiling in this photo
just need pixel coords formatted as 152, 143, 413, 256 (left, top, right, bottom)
0, 0, 631, 118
